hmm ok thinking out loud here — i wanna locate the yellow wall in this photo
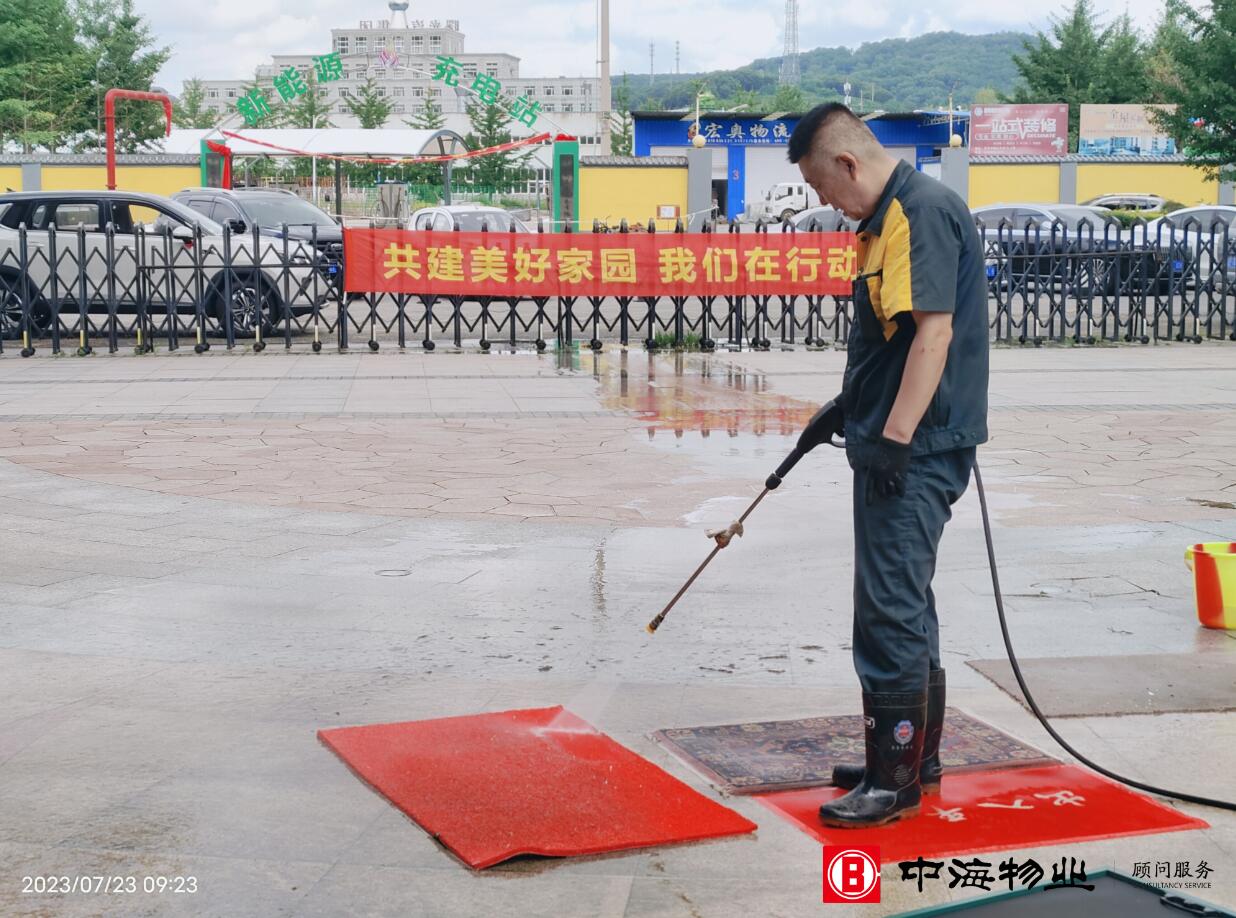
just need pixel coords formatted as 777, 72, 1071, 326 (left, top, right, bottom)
969, 165, 1059, 208
1076, 163, 1217, 206
580, 165, 689, 231
970, 161, 1220, 208
0, 167, 21, 192
38, 165, 200, 197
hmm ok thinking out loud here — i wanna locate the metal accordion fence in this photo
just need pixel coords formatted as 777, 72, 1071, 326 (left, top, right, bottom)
0, 213, 1233, 357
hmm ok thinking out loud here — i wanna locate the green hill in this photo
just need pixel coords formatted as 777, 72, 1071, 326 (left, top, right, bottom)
620, 31, 1029, 113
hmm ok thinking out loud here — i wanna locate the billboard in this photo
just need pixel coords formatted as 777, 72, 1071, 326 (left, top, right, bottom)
969, 104, 1068, 155
1078, 104, 1177, 156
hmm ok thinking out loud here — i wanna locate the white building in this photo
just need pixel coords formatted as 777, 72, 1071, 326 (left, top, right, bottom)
198, 8, 607, 153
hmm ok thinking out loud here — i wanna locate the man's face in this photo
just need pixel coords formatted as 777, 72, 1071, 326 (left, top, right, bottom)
797, 149, 869, 222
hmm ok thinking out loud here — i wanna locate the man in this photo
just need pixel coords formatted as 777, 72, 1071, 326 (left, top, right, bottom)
787, 104, 989, 828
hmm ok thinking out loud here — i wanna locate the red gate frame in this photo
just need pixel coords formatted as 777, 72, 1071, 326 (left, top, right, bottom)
105, 89, 174, 191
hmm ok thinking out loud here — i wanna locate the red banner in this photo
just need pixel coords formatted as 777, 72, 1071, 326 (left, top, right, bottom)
343, 230, 857, 298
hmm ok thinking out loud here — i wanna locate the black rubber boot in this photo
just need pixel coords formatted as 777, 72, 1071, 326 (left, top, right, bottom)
832, 669, 945, 792
819, 691, 927, 829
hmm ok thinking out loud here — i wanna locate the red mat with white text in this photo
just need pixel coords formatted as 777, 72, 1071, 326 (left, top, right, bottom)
757, 764, 1206, 863
319, 706, 757, 869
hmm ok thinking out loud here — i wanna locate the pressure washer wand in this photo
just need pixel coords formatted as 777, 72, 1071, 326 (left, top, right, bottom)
646, 401, 842, 634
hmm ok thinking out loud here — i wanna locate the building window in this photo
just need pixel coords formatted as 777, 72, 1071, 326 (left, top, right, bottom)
412, 86, 424, 97
208, 89, 218, 98
393, 104, 404, 113
226, 89, 236, 98
319, 88, 328, 97
431, 87, 442, 97
581, 83, 591, 95
563, 103, 574, 112
335, 36, 349, 55
523, 86, 536, 97
463, 64, 477, 78
485, 62, 498, 76
393, 86, 405, 97
429, 35, 441, 51
543, 86, 554, 96
563, 86, 574, 96
544, 103, 555, 112
394, 37, 404, 54
411, 35, 424, 52
355, 36, 368, 54
377, 87, 386, 96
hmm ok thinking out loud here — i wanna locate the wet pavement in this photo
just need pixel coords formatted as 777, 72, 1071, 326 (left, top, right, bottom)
0, 343, 1234, 917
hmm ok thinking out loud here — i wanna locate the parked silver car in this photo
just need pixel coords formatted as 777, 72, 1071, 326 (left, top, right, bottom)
1082, 193, 1167, 212
1143, 205, 1236, 284
408, 205, 534, 233
972, 203, 1164, 295
0, 190, 323, 342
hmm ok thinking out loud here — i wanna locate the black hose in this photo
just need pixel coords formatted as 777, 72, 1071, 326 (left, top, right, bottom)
973, 460, 1236, 812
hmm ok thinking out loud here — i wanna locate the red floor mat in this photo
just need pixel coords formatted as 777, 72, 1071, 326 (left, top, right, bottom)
319, 706, 757, 869
757, 764, 1207, 863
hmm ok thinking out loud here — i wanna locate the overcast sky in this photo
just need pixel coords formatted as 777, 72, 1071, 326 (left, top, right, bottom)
140, 0, 1172, 91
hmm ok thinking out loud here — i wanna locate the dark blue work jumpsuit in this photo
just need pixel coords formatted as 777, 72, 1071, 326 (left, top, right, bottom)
843, 161, 991, 695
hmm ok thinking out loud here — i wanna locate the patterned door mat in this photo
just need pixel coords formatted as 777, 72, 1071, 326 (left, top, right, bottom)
654, 708, 1054, 795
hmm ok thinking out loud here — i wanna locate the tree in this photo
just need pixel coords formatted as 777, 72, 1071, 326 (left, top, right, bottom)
282, 71, 333, 128
0, 0, 91, 151
173, 77, 218, 129
1008, 0, 1156, 148
1145, 3, 1189, 101
462, 96, 527, 187
1151, 0, 1236, 181
405, 97, 445, 130
972, 87, 1001, 104
771, 83, 806, 112
74, 0, 170, 151
609, 75, 633, 156
1009, 0, 1104, 144
351, 76, 392, 129
1093, 14, 1150, 107
403, 99, 448, 184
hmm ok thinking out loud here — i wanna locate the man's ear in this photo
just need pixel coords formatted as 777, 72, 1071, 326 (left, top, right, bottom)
835, 151, 858, 179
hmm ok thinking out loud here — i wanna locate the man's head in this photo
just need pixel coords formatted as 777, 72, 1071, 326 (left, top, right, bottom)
788, 103, 898, 222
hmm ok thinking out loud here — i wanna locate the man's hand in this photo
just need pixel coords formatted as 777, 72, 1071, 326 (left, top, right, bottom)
864, 436, 911, 504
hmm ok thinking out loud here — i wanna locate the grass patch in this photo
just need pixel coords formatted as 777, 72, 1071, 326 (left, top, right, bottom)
651, 332, 703, 350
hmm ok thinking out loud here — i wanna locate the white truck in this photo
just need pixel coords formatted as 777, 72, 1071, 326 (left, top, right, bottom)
747, 182, 821, 223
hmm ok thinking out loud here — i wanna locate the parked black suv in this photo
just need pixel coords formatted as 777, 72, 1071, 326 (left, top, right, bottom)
172, 188, 344, 285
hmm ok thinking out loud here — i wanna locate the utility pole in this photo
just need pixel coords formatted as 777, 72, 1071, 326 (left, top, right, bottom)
599, 0, 611, 154
675, 41, 680, 75
650, 43, 655, 87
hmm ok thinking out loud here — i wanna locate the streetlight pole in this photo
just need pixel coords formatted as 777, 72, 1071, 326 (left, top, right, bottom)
694, 88, 712, 138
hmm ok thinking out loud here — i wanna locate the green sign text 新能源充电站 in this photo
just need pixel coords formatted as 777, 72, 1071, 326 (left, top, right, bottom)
234, 53, 344, 127
232, 52, 541, 130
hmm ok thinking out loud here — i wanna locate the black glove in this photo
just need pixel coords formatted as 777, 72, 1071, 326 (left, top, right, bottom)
864, 436, 911, 505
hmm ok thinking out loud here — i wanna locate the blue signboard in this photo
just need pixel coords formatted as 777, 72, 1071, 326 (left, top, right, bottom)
696, 118, 794, 145
634, 116, 802, 154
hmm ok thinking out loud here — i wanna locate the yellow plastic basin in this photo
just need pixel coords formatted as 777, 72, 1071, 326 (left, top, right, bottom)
1184, 542, 1236, 630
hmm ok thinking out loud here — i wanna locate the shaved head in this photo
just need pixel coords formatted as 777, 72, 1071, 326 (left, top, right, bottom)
788, 103, 884, 165
787, 103, 898, 222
